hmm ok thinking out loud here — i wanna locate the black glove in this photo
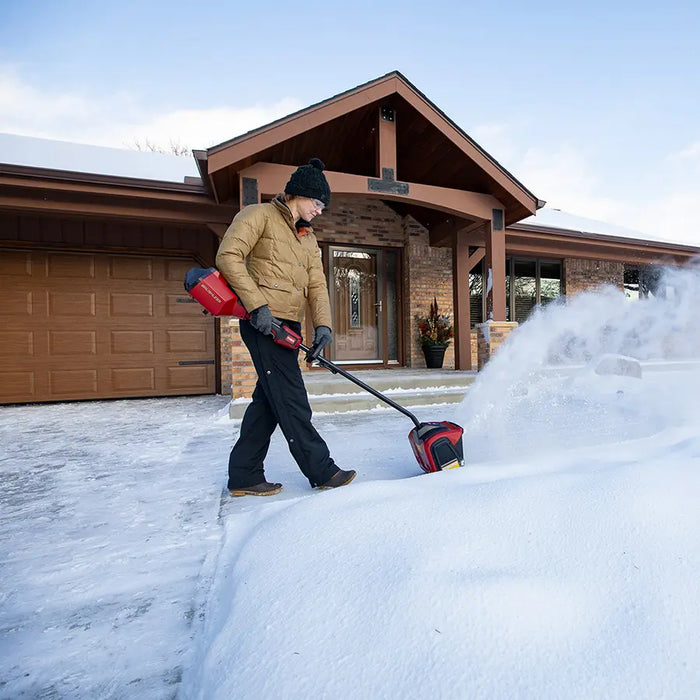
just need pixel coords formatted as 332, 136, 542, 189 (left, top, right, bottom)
249, 305, 274, 335
307, 325, 332, 361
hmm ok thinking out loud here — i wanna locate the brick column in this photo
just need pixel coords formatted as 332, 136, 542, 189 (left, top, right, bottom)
402, 216, 456, 368
476, 321, 518, 370
219, 318, 256, 399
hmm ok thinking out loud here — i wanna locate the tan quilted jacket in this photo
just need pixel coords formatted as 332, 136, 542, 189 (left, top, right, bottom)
215, 197, 332, 327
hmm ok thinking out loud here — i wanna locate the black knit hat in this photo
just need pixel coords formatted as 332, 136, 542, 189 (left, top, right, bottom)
284, 158, 331, 206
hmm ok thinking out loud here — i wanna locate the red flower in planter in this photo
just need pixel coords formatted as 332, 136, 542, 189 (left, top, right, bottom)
417, 297, 453, 347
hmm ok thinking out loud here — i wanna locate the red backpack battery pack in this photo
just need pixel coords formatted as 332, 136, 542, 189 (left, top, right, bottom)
408, 421, 464, 473
184, 267, 249, 318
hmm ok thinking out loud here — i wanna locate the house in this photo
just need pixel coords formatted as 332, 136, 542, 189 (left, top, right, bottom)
1, 71, 698, 405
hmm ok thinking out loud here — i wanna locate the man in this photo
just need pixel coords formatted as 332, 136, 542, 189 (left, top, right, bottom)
216, 158, 356, 496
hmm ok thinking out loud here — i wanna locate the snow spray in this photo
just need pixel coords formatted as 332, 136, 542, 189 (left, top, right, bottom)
454, 262, 700, 462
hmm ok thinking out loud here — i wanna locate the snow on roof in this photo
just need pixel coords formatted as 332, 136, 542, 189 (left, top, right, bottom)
0, 132, 200, 184
516, 207, 654, 242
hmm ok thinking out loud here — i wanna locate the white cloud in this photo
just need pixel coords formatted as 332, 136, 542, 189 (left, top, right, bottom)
0, 66, 303, 151
514, 142, 624, 224
668, 140, 700, 163
118, 100, 304, 151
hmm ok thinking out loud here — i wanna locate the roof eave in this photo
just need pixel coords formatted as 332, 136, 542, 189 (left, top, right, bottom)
0, 162, 206, 194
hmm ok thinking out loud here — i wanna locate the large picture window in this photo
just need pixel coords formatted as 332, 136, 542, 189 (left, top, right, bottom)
624, 265, 673, 300
470, 257, 563, 327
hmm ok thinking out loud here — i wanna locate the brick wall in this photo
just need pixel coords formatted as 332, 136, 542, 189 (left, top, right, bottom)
564, 258, 624, 295
312, 195, 405, 247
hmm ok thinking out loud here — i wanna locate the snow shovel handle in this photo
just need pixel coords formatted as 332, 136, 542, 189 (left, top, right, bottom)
269, 319, 421, 428
306, 350, 422, 429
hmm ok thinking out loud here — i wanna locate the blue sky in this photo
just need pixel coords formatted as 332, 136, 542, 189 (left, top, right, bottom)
1, 0, 699, 243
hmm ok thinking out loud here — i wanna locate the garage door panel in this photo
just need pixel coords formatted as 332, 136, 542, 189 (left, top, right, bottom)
166, 294, 202, 316
48, 331, 97, 356
0, 371, 36, 400
109, 292, 154, 317
6, 290, 36, 315
0, 251, 215, 403
0, 331, 35, 356
108, 256, 154, 280
49, 369, 98, 396
48, 253, 95, 278
0, 251, 34, 277
167, 364, 214, 390
111, 367, 156, 392
165, 258, 194, 281
49, 291, 97, 317
110, 330, 155, 354
166, 329, 210, 353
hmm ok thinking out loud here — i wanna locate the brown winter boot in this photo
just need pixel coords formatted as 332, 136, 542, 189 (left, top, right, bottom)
317, 469, 357, 490
229, 482, 283, 497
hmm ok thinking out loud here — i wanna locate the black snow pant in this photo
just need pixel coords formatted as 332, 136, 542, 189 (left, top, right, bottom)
227, 319, 339, 489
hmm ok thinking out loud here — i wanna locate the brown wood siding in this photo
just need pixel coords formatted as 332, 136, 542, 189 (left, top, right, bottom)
0, 249, 215, 403
0, 211, 219, 263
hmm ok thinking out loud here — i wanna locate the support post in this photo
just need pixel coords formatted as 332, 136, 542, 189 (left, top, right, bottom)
377, 105, 397, 179
452, 231, 472, 370
484, 210, 507, 321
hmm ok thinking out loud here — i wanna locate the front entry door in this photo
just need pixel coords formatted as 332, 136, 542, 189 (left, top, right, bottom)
329, 246, 400, 365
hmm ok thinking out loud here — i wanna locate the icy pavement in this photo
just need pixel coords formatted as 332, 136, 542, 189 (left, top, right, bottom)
0, 396, 233, 698
0, 395, 441, 698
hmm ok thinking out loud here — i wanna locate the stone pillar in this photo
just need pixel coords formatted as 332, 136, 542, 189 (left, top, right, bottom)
476, 320, 518, 370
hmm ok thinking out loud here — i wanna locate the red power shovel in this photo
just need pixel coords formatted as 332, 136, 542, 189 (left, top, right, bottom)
185, 267, 465, 473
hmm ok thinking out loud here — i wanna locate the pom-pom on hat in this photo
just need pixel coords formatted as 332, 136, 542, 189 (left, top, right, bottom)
284, 157, 331, 206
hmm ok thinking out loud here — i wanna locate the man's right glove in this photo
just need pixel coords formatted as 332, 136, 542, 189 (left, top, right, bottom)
249, 305, 274, 335
307, 325, 333, 361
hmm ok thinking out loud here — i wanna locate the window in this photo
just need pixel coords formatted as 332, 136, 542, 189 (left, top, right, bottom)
625, 265, 673, 300
470, 257, 562, 326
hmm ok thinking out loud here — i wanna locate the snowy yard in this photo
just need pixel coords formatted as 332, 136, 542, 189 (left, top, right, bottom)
2, 273, 700, 699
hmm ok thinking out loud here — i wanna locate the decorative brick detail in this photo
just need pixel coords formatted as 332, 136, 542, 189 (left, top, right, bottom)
564, 258, 624, 296
476, 321, 518, 370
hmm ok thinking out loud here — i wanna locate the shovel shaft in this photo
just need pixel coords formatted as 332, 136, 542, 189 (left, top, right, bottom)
270, 319, 421, 428
306, 348, 422, 429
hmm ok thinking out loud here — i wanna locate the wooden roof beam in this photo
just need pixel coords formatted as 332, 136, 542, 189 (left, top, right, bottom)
377, 104, 397, 179
238, 162, 504, 221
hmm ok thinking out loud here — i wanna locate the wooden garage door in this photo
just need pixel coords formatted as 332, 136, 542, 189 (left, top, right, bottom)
0, 250, 215, 403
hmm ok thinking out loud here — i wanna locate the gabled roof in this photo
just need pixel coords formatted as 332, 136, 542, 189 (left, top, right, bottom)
202, 71, 539, 225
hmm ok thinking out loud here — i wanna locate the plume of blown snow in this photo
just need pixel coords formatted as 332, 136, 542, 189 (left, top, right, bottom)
455, 262, 700, 463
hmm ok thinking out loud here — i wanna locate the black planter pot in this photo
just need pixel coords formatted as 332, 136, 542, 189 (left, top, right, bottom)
422, 343, 447, 369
